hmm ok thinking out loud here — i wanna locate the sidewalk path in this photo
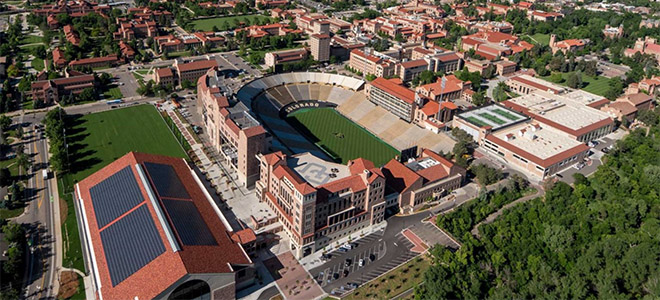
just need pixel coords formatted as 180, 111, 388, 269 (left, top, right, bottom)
401, 229, 427, 253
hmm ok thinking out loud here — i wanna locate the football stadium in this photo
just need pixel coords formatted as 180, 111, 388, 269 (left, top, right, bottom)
235, 72, 453, 166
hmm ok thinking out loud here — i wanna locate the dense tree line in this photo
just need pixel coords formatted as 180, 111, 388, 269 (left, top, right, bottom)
436, 174, 529, 240
44, 108, 69, 173
0, 222, 25, 299
417, 115, 660, 299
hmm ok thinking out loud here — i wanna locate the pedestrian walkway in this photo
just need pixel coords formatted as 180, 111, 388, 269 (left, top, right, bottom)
263, 252, 325, 300
471, 184, 543, 238
165, 108, 274, 231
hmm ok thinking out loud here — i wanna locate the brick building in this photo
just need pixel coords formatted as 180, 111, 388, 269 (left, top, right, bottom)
197, 68, 269, 187
255, 152, 386, 258
31, 74, 95, 104
75, 152, 255, 300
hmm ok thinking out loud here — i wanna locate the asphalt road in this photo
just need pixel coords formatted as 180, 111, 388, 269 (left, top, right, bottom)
15, 120, 56, 300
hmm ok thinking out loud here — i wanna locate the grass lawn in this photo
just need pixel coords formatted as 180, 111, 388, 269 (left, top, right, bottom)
287, 108, 399, 166
22, 100, 34, 110
136, 69, 151, 75
167, 51, 191, 59
58, 104, 189, 271
191, 15, 273, 31
343, 255, 429, 300
528, 33, 550, 46
31, 58, 44, 71
0, 207, 24, 220
102, 86, 123, 99
0, 157, 26, 220
0, 156, 19, 177
541, 72, 610, 96
20, 35, 43, 45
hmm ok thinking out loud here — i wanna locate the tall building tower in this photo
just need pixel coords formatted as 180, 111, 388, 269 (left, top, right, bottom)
310, 33, 331, 62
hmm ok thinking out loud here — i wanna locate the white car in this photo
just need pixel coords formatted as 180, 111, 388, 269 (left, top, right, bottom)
358, 259, 364, 267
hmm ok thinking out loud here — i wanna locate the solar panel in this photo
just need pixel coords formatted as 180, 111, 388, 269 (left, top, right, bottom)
143, 162, 191, 199
100, 204, 166, 286
90, 166, 145, 228
161, 199, 217, 246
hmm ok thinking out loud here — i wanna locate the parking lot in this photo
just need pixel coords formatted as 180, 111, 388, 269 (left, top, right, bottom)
309, 228, 420, 297
556, 135, 620, 184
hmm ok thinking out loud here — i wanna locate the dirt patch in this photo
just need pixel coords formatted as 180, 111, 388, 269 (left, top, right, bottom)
57, 271, 80, 299
59, 194, 68, 226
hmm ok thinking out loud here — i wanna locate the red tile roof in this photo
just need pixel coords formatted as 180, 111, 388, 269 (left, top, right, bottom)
176, 59, 218, 73
231, 228, 257, 244
155, 67, 173, 78
76, 152, 251, 300
370, 77, 416, 104
400, 59, 428, 69
382, 159, 421, 193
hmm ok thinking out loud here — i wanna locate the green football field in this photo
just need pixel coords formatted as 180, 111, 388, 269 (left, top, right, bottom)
66, 104, 188, 183
191, 15, 272, 31
287, 108, 399, 166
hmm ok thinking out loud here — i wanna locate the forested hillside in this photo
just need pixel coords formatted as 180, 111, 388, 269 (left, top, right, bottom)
418, 113, 660, 299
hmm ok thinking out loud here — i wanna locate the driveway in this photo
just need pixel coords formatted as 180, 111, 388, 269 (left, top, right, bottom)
114, 71, 140, 99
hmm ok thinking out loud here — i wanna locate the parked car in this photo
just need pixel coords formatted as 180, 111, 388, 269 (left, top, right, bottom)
359, 259, 365, 267
369, 254, 376, 262
343, 269, 349, 277
345, 258, 352, 267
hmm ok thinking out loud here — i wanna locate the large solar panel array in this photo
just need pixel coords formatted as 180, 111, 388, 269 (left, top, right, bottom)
143, 162, 191, 199
144, 162, 217, 246
100, 204, 166, 286
142, 162, 218, 246
161, 199, 217, 246
90, 166, 145, 228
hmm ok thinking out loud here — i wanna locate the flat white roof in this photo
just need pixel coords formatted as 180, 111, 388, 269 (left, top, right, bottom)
490, 121, 584, 160
506, 91, 611, 132
511, 74, 567, 93
561, 89, 607, 106
287, 153, 350, 187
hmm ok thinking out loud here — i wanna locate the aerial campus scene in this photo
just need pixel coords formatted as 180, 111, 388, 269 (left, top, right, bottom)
0, 0, 659, 299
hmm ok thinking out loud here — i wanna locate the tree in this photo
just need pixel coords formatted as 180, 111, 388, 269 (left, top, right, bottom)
472, 91, 487, 106
549, 72, 563, 83
16, 152, 31, 176
77, 87, 96, 102
493, 81, 509, 102
0, 168, 10, 187
180, 80, 194, 90
637, 109, 659, 126
470, 164, 502, 186
566, 72, 582, 89
584, 61, 598, 77
6, 64, 19, 77
365, 74, 376, 81
0, 115, 11, 131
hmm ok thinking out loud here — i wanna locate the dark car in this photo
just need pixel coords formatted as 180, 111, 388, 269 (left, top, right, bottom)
369, 254, 376, 262
343, 269, 349, 277
333, 273, 340, 280
345, 258, 352, 267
